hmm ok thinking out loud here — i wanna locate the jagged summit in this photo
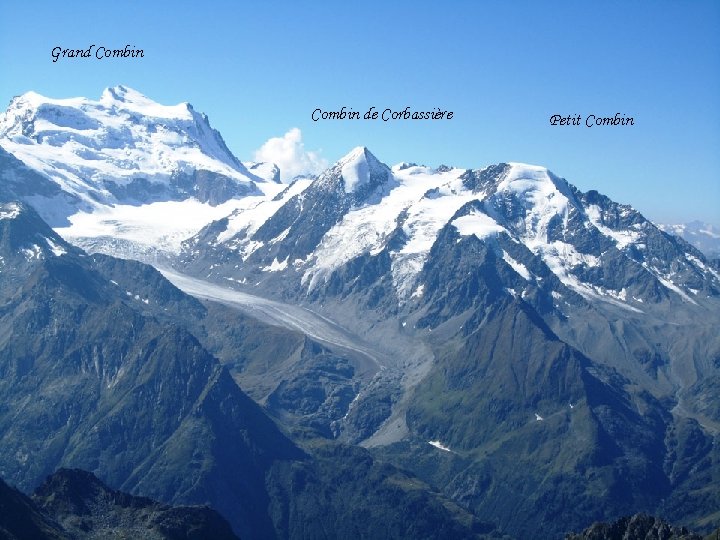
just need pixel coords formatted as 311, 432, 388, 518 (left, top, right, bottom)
99, 84, 194, 120
309, 146, 390, 198
333, 146, 392, 194
26, 468, 240, 540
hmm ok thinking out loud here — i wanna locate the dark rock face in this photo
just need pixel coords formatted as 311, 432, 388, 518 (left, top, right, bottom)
174, 169, 261, 205
565, 513, 702, 540
0, 147, 63, 200
0, 468, 239, 540
459, 163, 510, 193
0, 475, 66, 540
32, 468, 239, 540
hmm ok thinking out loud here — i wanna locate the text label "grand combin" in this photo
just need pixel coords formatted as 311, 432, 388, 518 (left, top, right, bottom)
51, 45, 144, 62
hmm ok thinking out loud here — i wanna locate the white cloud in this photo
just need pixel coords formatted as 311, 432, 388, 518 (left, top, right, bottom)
253, 128, 327, 182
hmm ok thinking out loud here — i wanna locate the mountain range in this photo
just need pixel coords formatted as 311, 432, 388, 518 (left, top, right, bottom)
0, 86, 718, 538
658, 222, 720, 260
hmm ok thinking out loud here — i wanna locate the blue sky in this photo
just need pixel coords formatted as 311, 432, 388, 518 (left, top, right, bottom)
1, 0, 718, 224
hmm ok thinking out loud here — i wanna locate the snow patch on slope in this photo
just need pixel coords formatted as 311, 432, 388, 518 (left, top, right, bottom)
22, 244, 42, 261
263, 257, 289, 272
0, 202, 21, 220
502, 251, 531, 280
45, 236, 66, 256
428, 440, 452, 452
452, 210, 504, 239
586, 204, 640, 248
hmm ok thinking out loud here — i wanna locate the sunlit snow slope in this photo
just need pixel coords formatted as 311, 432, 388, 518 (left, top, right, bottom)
0, 86, 287, 254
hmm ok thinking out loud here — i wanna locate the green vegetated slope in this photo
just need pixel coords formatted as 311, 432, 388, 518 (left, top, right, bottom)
375, 292, 720, 538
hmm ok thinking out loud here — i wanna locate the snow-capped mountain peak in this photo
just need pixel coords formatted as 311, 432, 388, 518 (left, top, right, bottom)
0, 86, 269, 219
331, 146, 393, 194
2, 87, 716, 310
486, 162, 579, 239
340, 146, 373, 193
499, 162, 574, 199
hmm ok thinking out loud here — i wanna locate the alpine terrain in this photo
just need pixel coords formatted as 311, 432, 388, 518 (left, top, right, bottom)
659, 221, 720, 261
1, 86, 718, 539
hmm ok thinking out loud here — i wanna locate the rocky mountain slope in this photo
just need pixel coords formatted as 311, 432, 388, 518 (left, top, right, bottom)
0, 475, 66, 539
565, 513, 705, 540
0, 200, 480, 539
178, 147, 720, 439
0, 468, 239, 540
0, 201, 303, 538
